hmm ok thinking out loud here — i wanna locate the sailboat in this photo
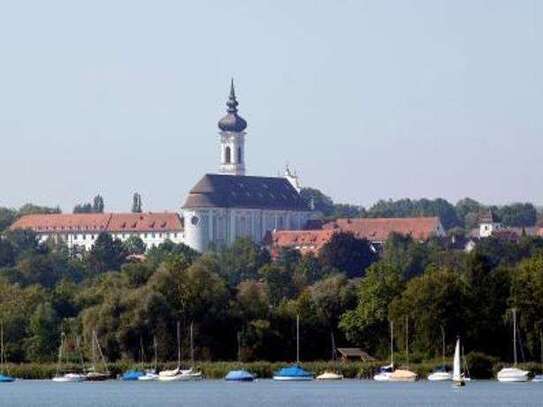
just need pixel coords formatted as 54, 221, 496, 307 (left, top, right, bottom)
389, 316, 417, 382
0, 322, 15, 383
428, 327, 452, 381
316, 330, 343, 380
497, 308, 529, 383
52, 333, 87, 382
138, 336, 160, 381
374, 320, 395, 381
224, 332, 255, 382
273, 314, 313, 381
86, 330, 111, 381
532, 330, 543, 383
452, 337, 465, 387
159, 322, 202, 381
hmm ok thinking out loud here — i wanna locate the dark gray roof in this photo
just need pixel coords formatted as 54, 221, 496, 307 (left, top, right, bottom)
183, 174, 310, 211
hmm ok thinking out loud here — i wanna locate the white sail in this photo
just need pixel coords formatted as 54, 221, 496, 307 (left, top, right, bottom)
453, 338, 461, 381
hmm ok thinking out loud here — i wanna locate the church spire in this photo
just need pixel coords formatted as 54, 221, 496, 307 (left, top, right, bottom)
226, 78, 239, 114
218, 79, 247, 176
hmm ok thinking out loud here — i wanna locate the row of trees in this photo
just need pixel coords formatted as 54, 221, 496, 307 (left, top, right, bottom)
1, 225, 543, 365
300, 189, 540, 230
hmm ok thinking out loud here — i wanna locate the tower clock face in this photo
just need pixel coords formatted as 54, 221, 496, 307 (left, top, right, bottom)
191, 216, 200, 226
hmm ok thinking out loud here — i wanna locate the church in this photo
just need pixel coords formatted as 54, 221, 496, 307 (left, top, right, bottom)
10, 81, 316, 253
181, 81, 315, 252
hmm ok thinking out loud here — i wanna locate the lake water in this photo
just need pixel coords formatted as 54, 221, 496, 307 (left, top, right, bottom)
1, 379, 542, 407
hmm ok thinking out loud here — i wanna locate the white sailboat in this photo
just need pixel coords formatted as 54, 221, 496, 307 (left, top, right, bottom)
316, 330, 343, 380
374, 321, 395, 381
532, 330, 543, 383
52, 333, 87, 383
452, 337, 465, 387
497, 309, 529, 383
138, 336, 160, 381
428, 327, 452, 381
389, 316, 417, 382
159, 322, 202, 381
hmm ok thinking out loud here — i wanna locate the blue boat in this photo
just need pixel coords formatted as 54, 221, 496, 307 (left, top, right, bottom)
120, 370, 144, 381
224, 369, 255, 382
273, 364, 313, 381
0, 374, 15, 383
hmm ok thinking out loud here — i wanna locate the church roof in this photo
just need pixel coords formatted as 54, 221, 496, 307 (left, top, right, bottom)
183, 174, 310, 211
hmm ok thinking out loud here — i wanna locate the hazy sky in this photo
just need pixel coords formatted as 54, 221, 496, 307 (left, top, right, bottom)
0, 1, 541, 212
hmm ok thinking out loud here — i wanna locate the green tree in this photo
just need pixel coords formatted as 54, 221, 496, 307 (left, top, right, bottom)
123, 235, 146, 255
87, 233, 127, 273
497, 203, 537, 227
25, 302, 60, 362
0, 207, 17, 232
217, 238, 270, 287
300, 188, 335, 217
510, 254, 543, 359
340, 261, 403, 355
319, 232, 377, 278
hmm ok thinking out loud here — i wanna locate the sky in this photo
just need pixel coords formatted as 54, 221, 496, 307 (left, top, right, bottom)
0, 0, 541, 212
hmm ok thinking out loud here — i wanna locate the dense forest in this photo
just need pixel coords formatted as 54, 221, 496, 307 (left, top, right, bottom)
0, 193, 542, 368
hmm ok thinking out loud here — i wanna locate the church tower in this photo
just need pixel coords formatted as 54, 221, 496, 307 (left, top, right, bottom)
218, 79, 247, 176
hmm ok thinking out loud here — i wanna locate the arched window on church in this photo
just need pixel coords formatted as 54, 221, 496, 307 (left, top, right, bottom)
225, 147, 231, 164
237, 147, 243, 164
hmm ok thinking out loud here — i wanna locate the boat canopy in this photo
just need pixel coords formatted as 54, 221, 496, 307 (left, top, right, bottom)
225, 370, 255, 381
274, 364, 313, 378
121, 370, 144, 381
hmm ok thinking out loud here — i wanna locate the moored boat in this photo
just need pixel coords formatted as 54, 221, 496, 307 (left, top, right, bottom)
225, 369, 255, 382
374, 364, 394, 382
138, 337, 160, 381
52, 373, 87, 383
85, 330, 111, 381
316, 371, 343, 380
428, 327, 452, 381
121, 370, 144, 381
273, 315, 313, 381
273, 364, 313, 381
452, 337, 465, 387
497, 309, 529, 383
533, 374, 543, 383
389, 369, 417, 382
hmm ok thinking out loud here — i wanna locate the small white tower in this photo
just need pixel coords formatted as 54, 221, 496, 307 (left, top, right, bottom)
218, 79, 247, 176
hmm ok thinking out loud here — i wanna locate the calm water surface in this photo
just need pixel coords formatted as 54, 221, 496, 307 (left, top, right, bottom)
0, 379, 542, 407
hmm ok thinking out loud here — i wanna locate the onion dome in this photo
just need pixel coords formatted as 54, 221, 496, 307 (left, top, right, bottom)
218, 79, 247, 132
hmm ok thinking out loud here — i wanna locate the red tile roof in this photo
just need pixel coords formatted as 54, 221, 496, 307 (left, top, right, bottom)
269, 217, 444, 257
269, 229, 336, 257
10, 213, 183, 233
322, 217, 443, 242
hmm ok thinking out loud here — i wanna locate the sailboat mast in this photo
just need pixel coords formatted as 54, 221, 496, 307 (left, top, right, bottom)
390, 320, 394, 366
405, 316, 409, 367
140, 337, 145, 370
441, 326, 445, 366
296, 314, 300, 364
190, 322, 194, 365
176, 321, 181, 368
153, 335, 158, 371
513, 308, 518, 366
0, 321, 4, 370
91, 330, 96, 370
237, 331, 241, 363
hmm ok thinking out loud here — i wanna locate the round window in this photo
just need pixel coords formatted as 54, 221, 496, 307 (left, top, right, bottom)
191, 216, 199, 226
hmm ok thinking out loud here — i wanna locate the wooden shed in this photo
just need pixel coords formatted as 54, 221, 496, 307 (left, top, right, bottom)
336, 348, 375, 362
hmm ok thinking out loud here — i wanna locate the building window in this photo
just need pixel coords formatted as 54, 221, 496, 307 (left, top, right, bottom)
225, 146, 231, 164
237, 146, 242, 163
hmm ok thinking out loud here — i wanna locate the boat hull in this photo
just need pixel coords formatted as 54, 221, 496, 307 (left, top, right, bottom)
497, 368, 529, 383
138, 373, 159, 381
86, 372, 111, 381
0, 375, 15, 383
52, 374, 87, 383
532, 375, 543, 383
428, 372, 452, 381
273, 376, 313, 381
316, 372, 343, 380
